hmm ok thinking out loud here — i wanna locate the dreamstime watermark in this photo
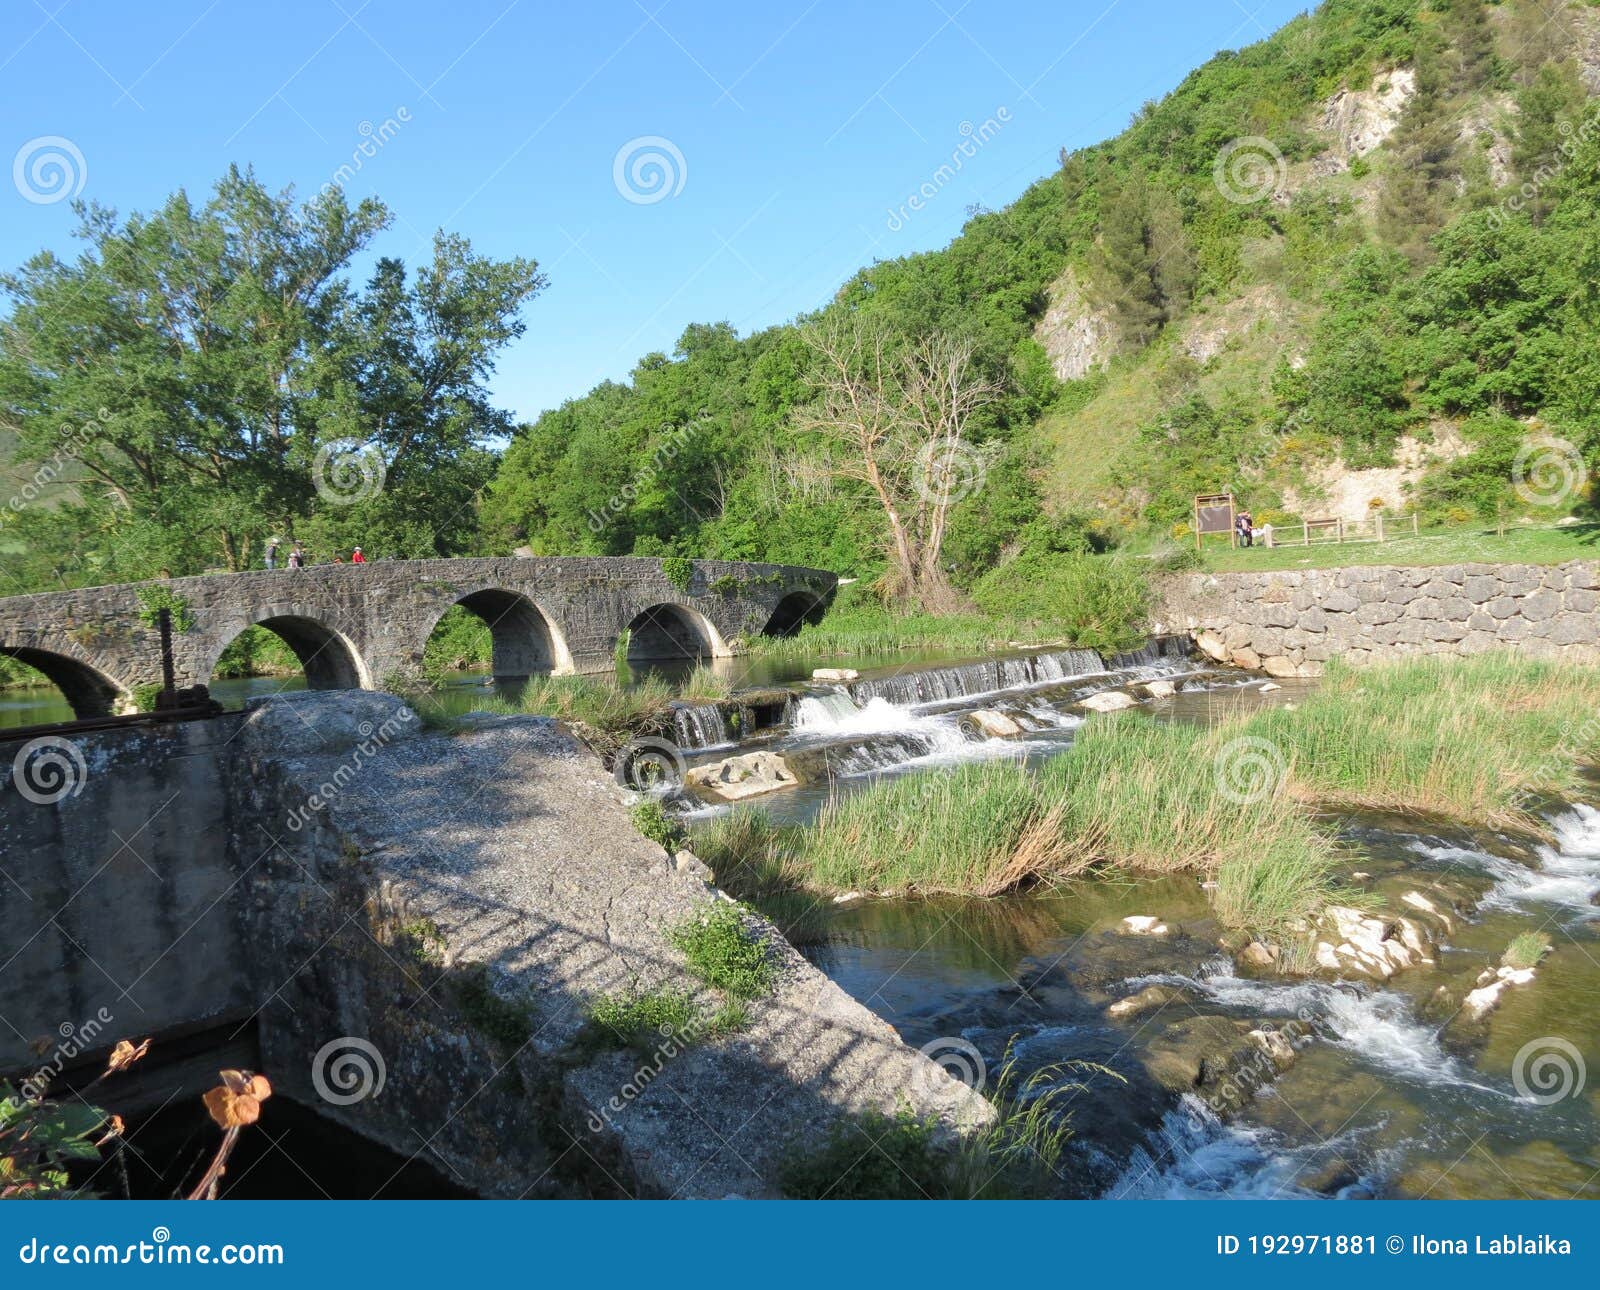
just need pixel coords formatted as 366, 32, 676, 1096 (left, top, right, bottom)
8, 407, 114, 514
1488, 102, 1600, 230
318, 107, 411, 198
911, 1036, 986, 1099
885, 109, 1011, 231
284, 708, 416, 831
1212, 735, 1287, 805
1511, 1035, 1586, 1105
1509, 707, 1600, 817
1204, 1011, 1322, 1113
17, 1227, 284, 1267
613, 736, 688, 792
17, 1007, 115, 1100
10, 736, 88, 805
911, 439, 989, 506
612, 135, 687, 204
310, 1036, 386, 1106
13, 135, 86, 205
1212, 135, 1286, 205
1511, 435, 1585, 509
586, 413, 711, 534
585, 1010, 720, 1133
311, 437, 387, 506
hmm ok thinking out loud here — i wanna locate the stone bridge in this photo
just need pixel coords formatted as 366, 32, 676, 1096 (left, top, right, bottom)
0, 556, 837, 717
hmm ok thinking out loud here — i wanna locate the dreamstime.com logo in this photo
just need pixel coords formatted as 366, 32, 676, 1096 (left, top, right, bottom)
10, 736, 88, 805
912, 1036, 986, 1099
911, 440, 988, 506
613, 736, 688, 792
1213, 135, 1286, 205
311, 1036, 386, 1106
13, 135, 87, 205
17, 1227, 284, 1266
284, 708, 416, 831
1512, 1036, 1586, 1106
1511, 435, 1585, 509
612, 135, 686, 205
17, 1007, 115, 1100
1213, 735, 1287, 805
312, 438, 386, 506
9, 407, 114, 514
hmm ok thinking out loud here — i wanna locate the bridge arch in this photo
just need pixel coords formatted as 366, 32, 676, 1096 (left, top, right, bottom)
207, 614, 369, 693
760, 589, 830, 639
423, 589, 573, 679
0, 646, 128, 720
623, 603, 726, 664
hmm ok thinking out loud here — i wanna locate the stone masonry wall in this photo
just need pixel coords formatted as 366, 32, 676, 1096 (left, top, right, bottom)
1154, 561, 1600, 676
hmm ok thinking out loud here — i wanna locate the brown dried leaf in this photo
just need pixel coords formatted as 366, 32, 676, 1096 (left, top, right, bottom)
106, 1038, 151, 1073
245, 1074, 272, 1102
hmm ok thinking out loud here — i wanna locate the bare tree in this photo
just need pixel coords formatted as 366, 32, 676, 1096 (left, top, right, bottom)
797, 317, 1000, 610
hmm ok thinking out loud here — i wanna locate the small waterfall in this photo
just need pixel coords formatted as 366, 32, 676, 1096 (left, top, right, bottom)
1104, 635, 1191, 670
844, 647, 1117, 708
793, 689, 864, 730
1407, 806, 1600, 919
1108, 1095, 1322, 1199
672, 703, 731, 750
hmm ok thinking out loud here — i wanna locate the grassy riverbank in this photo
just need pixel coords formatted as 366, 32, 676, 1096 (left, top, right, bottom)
697, 654, 1600, 935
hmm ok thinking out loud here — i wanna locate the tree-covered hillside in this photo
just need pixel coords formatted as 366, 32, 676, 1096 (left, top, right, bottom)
485, 0, 1600, 595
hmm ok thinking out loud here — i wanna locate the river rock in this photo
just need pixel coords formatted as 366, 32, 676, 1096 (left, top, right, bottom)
239, 690, 423, 757
1303, 904, 1434, 980
1080, 690, 1138, 713
685, 750, 797, 801
958, 708, 1023, 739
1107, 983, 1192, 1020
1462, 965, 1537, 1019
811, 667, 858, 681
1141, 679, 1178, 698
1237, 941, 1278, 969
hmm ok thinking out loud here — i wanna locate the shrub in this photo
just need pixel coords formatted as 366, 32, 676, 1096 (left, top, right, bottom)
970, 553, 1149, 652
631, 800, 686, 852
668, 903, 775, 999
661, 556, 693, 592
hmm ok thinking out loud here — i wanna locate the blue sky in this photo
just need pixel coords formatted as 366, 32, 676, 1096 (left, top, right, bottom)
2, 0, 1308, 422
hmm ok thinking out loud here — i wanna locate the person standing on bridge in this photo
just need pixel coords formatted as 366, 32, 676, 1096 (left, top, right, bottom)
351, 547, 365, 564
287, 544, 304, 570
264, 538, 279, 570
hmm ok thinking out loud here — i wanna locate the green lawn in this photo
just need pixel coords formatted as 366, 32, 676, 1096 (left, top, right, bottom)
1200, 523, 1600, 574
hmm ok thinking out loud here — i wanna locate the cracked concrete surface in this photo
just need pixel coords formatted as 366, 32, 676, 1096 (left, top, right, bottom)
230, 693, 993, 1197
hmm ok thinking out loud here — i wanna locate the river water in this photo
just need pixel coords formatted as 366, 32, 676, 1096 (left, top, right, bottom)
658, 645, 1600, 1200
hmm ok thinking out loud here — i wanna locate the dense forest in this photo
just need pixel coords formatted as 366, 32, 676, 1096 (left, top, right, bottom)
4, 0, 1599, 644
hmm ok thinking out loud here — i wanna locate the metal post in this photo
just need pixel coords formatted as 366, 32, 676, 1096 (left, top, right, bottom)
158, 607, 176, 695
1376, 512, 1384, 542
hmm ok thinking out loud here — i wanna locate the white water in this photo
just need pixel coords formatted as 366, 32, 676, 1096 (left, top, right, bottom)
1110, 1096, 1381, 1199
1406, 805, 1600, 920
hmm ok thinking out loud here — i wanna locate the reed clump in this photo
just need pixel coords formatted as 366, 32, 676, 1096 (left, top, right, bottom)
698, 655, 1600, 936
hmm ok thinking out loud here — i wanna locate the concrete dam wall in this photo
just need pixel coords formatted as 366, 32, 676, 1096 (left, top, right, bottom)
0, 696, 989, 1197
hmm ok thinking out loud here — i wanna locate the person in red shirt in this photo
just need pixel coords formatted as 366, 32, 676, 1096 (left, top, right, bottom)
351, 547, 366, 564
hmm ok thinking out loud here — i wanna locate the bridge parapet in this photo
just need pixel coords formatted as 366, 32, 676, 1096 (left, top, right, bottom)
0, 557, 837, 717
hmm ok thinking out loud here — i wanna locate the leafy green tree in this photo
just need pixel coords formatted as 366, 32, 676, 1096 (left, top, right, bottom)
0, 169, 542, 580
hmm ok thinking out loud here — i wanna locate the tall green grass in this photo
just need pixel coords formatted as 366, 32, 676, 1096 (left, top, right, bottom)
699, 655, 1600, 933
1235, 654, 1600, 828
697, 717, 1338, 934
